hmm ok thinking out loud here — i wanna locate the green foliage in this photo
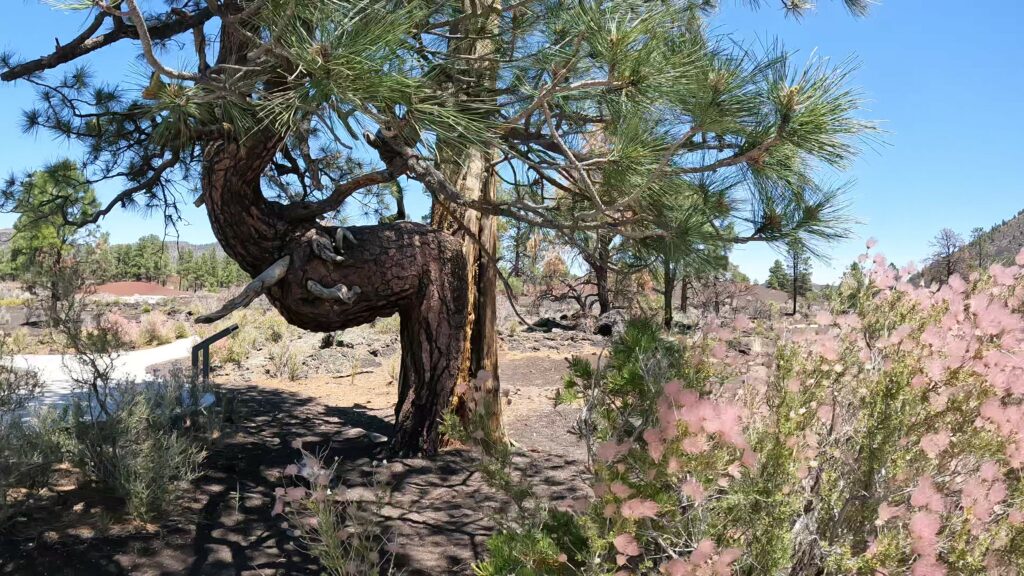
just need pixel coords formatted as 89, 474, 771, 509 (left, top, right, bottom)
8, 160, 98, 301
176, 247, 249, 292
0, 333, 58, 528
59, 374, 217, 521
765, 259, 789, 290
209, 308, 293, 366
479, 261, 1024, 574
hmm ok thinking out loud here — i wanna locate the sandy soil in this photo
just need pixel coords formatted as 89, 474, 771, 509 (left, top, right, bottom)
0, 333, 606, 575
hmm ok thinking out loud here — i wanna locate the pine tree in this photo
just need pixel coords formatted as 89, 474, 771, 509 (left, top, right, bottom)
785, 240, 813, 314
766, 260, 789, 290
2, 0, 873, 454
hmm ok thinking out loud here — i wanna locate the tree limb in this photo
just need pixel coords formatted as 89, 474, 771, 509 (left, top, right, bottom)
1, 7, 213, 82
307, 280, 360, 304
282, 170, 394, 222
122, 0, 200, 80
196, 256, 290, 323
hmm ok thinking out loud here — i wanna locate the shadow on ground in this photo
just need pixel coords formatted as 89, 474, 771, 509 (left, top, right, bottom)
0, 381, 589, 575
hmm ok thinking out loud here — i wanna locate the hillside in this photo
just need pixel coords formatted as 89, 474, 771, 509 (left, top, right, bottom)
919, 207, 1024, 283
964, 208, 1024, 264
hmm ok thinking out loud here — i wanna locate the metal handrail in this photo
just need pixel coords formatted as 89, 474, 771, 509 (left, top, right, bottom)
191, 323, 239, 382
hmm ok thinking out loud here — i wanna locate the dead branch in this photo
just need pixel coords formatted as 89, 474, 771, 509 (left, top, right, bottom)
307, 280, 360, 304
196, 256, 290, 323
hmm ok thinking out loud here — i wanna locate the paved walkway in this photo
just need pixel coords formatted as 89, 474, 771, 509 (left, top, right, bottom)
11, 337, 197, 408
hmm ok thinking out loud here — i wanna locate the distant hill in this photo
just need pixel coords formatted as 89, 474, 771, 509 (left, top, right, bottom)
964, 208, 1024, 264
918, 207, 1024, 283
165, 240, 224, 258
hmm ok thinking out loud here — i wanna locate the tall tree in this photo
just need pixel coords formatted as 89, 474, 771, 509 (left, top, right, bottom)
9, 160, 98, 321
784, 239, 812, 315
969, 226, 987, 270
1, 0, 871, 454
765, 259, 789, 290
927, 228, 965, 286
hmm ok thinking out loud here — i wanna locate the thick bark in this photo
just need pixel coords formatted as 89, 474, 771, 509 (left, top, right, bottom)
431, 0, 505, 445
202, 137, 468, 456
594, 263, 611, 315
679, 276, 689, 313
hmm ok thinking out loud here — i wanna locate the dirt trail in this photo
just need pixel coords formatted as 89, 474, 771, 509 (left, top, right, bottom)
0, 346, 600, 575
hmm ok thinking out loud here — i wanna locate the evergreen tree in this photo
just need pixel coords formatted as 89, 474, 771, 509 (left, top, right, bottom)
8, 160, 98, 320
2, 0, 873, 453
766, 260, 789, 290
785, 240, 813, 314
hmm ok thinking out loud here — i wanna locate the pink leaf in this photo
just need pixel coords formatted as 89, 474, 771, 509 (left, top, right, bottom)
613, 533, 641, 557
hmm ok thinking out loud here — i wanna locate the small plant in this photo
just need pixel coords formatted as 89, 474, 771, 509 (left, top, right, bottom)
173, 321, 190, 340
275, 445, 399, 576
209, 308, 292, 365
60, 371, 220, 521
320, 332, 336, 349
7, 328, 29, 354
0, 333, 62, 529
139, 311, 175, 346
98, 312, 140, 349
371, 314, 400, 336
269, 343, 303, 381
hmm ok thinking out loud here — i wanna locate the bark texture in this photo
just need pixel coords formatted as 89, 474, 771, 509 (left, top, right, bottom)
202, 136, 468, 455
662, 257, 675, 331
431, 0, 505, 444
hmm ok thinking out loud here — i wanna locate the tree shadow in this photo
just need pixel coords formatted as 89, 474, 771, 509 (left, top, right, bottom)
0, 382, 589, 576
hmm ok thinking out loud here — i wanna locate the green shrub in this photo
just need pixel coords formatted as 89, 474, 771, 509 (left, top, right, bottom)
173, 321, 190, 340
62, 374, 223, 521
476, 247, 1024, 575
210, 308, 293, 365
0, 337, 61, 529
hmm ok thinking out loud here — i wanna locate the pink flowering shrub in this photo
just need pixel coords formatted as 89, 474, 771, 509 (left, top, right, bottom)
97, 312, 140, 350
477, 244, 1024, 575
138, 311, 175, 346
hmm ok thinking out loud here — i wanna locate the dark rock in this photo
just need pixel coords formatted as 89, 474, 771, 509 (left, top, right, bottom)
594, 309, 628, 338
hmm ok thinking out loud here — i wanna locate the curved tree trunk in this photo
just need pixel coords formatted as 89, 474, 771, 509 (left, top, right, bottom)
189, 15, 473, 456
201, 137, 468, 456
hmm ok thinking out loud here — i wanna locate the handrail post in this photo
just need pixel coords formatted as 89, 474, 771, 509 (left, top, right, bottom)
191, 324, 239, 383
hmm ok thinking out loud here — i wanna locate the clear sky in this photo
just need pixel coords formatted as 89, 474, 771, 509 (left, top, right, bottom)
1, 1, 1022, 283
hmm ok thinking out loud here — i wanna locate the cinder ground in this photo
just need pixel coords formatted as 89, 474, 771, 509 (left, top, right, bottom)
0, 324, 605, 575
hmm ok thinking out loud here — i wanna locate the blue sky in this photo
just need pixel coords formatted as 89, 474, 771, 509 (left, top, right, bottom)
1, 1, 1022, 282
